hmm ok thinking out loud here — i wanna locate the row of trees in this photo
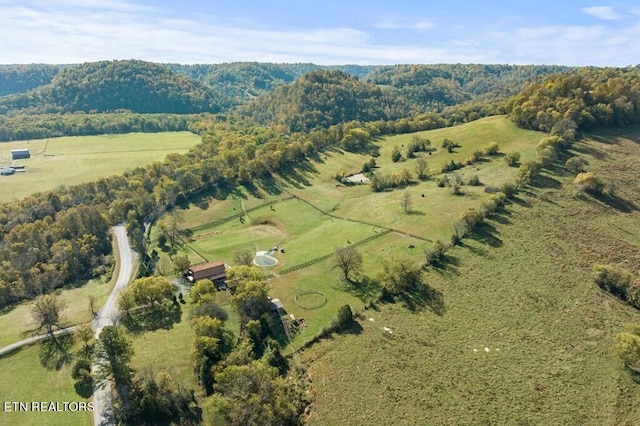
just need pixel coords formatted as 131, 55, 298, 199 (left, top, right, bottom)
0, 112, 197, 142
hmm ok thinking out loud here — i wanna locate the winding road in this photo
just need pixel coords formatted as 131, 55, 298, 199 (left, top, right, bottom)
0, 225, 135, 425
93, 225, 136, 426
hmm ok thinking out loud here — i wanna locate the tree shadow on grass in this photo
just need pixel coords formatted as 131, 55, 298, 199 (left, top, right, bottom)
340, 275, 382, 303
39, 333, 74, 370
121, 303, 182, 334
593, 192, 639, 213
428, 253, 461, 276
468, 222, 503, 248
395, 284, 445, 316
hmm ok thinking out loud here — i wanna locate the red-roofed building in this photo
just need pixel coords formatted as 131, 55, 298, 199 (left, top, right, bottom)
186, 260, 227, 283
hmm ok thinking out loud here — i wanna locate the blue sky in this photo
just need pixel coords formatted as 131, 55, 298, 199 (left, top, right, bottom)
1, 0, 639, 65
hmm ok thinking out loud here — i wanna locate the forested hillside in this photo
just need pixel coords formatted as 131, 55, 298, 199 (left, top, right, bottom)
508, 67, 640, 132
0, 60, 225, 114
0, 64, 64, 96
366, 64, 575, 109
240, 70, 413, 132
165, 62, 376, 106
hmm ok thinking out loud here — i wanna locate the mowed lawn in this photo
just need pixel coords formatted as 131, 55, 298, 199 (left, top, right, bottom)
0, 132, 201, 201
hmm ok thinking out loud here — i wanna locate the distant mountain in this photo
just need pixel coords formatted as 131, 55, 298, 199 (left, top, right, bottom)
365, 64, 576, 109
0, 60, 225, 114
0, 64, 64, 96
165, 62, 376, 106
240, 69, 412, 132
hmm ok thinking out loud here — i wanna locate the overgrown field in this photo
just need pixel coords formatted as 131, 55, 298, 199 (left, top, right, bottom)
0, 131, 200, 201
298, 126, 640, 425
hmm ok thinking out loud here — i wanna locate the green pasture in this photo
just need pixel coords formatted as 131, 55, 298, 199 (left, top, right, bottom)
0, 344, 92, 426
299, 124, 640, 425
0, 279, 113, 349
185, 198, 378, 269
129, 305, 197, 389
0, 132, 201, 201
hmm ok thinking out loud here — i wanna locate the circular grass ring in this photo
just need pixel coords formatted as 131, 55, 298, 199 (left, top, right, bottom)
294, 291, 328, 310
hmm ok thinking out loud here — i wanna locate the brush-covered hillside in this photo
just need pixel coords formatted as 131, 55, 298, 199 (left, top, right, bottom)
0, 60, 225, 114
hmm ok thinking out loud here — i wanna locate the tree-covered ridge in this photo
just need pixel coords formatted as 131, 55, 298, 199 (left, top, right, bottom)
366, 64, 576, 110
165, 62, 376, 106
0, 64, 65, 97
508, 67, 640, 132
240, 70, 413, 132
0, 60, 225, 115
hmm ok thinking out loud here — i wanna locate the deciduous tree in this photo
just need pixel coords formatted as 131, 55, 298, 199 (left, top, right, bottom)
331, 245, 363, 282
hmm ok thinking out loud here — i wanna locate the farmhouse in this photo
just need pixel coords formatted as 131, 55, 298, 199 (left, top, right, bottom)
1, 167, 15, 176
11, 149, 30, 160
185, 260, 227, 283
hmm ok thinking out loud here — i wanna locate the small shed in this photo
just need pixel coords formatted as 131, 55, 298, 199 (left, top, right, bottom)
1, 167, 15, 176
11, 149, 30, 160
186, 260, 227, 283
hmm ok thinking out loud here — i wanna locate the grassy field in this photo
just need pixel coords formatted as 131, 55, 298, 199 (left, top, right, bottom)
0, 344, 92, 426
0, 131, 201, 201
157, 116, 548, 355
130, 305, 197, 389
0, 278, 113, 348
298, 126, 640, 425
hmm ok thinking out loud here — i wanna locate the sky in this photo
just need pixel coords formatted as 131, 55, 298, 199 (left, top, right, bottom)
0, 0, 639, 66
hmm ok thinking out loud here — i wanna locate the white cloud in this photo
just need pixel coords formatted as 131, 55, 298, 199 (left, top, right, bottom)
582, 6, 620, 21
0, 1, 638, 66
375, 19, 434, 31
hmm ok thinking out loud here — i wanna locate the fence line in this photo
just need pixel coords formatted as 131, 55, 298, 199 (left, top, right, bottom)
278, 229, 392, 275
283, 189, 432, 243
183, 195, 294, 233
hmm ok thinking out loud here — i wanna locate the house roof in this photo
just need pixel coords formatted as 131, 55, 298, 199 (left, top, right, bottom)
190, 260, 225, 273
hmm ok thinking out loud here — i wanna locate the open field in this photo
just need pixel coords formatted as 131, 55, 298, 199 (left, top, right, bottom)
299, 126, 640, 425
0, 131, 201, 201
0, 344, 92, 426
130, 305, 197, 389
0, 278, 112, 348
160, 117, 548, 352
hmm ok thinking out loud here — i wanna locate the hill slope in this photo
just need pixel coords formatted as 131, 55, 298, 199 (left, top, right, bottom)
300, 125, 640, 425
0, 60, 225, 114
0, 64, 64, 96
241, 69, 412, 132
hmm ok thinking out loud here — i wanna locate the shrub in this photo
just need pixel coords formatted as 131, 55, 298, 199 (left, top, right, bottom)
504, 152, 521, 167
425, 241, 448, 267
468, 174, 481, 186
500, 182, 517, 198
442, 138, 459, 153
565, 156, 589, 173
391, 147, 402, 162
483, 142, 500, 156
592, 264, 632, 299
441, 159, 463, 173
516, 161, 542, 188
333, 305, 354, 331
461, 210, 484, 230
574, 172, 604, 195
451, 182, 462, 195
436, 175, 450, 187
